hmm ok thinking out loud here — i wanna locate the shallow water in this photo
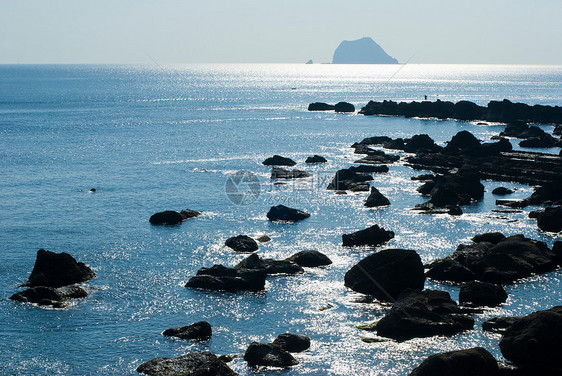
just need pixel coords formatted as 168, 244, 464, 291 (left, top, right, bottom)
1, 64, 562, 375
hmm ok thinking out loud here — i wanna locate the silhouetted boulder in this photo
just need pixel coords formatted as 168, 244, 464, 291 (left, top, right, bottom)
163, 321, 212, 340
244, 342, 298, 367
286, 250, 332, 267
482, 316, 519, 333
266, 205, 310, 222
225, 235, 258, 253
24, 249, 95, 288
425, 259, 475, 283
185, 265, 266, 292
262, 155, 297, 166
492, 187, 514, 195
308, 102, 335, 111
409, 347, 498, 376
459, 281, 507, 307
305, 155, 327, 164
519, 135, 557, 148
334, 102, 355, 113
501, 120, 529, 137
342, 225, 394, 247
327, 168, 373, 191
10, 285, 88, 307
235, 253, 304, 275
256, 235, 271, 243
136, 351, 236, 376
359, 136, 392, 145
376, 289, 473, 341
271, 167, 311, 179
344, 249, 424, 301
150, 209, 201, 225
443, 131, 481, 155
365, 187, 390, 207
349, 165, 389, 173
272, 333, 311, 353
536, 206, 562, 232
472, 232, 506, 244
404, 134, 442, 153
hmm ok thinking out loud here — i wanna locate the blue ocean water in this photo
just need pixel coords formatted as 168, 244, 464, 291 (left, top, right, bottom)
1, 64, 562, 375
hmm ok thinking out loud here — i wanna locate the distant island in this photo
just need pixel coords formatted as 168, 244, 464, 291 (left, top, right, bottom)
332, 37, 398, 64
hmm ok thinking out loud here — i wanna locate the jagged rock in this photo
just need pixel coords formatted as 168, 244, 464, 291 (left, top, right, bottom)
286, 250, 332, 267
326, 168, 373, 191
472, 232, 506, 244
266, 205, 310, 222
162, 321, 212, 340
262, 155, 297, 166
185, 265, 266, 292
482, 316, 519, 333
459, 281, 508, 307
342, 225, 394, 247
376, 289, 474, 341
10, 285, 87, 307
244, 342, 298, 367
334, 102, 355, 113
149, 209, 201, 225
308, 102, 335, 111
235, 253, 303, 275
270, 167, 312, 179
272, 333, 311, 352
365, 187, 390, 207
409, 347, 499, 376
344, 249, 424, 301
136, 351, 236, 376
305, 155, 327, 164
536, 206, 562, 232
492, 187, 514, 195
499, 306, 562, 368
23, 249, 95, 288
225, 235, 258, 253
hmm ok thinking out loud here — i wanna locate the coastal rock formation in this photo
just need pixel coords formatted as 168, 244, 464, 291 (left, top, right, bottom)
308, 102, 335, 111
458, 281, 508, 307
535, 206, 562, 232
344, 249, 424, 300
327, 168, 373, 191
149, 209, 201, 225
262, 155, 297, 166
472, 232, 506, 244
162, 321, 212, 340
235, 253, 304, 275
10, 285, 88, 307
492, 187, 514, 195
342, 224, 394, 247
334, 102, 355, 113
497, 181, 562, 207
266, 205, 310, 222
272, 333, 311, 353
482, 316, 519, 333
305, 155, 327, 164
185, 265, 266, 292
349, 164, 389, 173
285, 250, 332, 267
244, 342, 298, 367
23, 249, 95, 288
225, 235, 258, 253
364, 187, 390, 207
408, 347, 499, 376
332, 37, 398, 64
270, 167, 312, 179
136, 351, 236, 376
376, 289, 474, 341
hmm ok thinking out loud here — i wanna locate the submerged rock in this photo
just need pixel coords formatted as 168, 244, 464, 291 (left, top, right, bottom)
286, 250, 332, 267
344, 249, 425, 301
270, 167, 312, 179
136, 351, 236, 376
262, 155, 297, 166
185, 265, 266, 292
256, 235, 271, 243
235, 253, 304, 275
305, 155, 327, 164
364, 187, 390, 207
23, 249, 95, 288
10, 285, 88, 307
482, 316, 519, 333
266, 205, 310, 222
149, 209, 201, 225
225, 235, 258, 253
409, 347, 498, 376
244, 342, 298, 368
349, 165, 389, 173
459, 281, 507, 307
162, 321, 212, 341
272, 333, 311, 353
342, 224, 394, 247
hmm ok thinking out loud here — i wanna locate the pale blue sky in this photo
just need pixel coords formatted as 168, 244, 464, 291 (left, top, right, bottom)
1, 0, 561, 64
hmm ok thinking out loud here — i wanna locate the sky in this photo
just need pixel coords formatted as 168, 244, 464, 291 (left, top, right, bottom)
1, 0, 561, 65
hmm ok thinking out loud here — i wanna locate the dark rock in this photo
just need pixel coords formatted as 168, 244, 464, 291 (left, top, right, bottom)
262, 155, 297, 166
334, 102, 355, 113
481, 138, 513, 156
519, 134, 557, 148
342, 224, 394, 247
136, 351, 236, 376
482, 316, 519, 333
536, 206, 562, 232
472, 232, 506, 244
225, 235, 258, 253
501, 120, 529, 137
409, 347, 499, 376
443, 131, 481, 155
244, 342, 298, 368
493, 187, 514, 195
415, 169, 484, 210
23, 249, 95, 288
185, 265, 266, 292
308, 102, 335, 111
326, 168, 373, 191
89, 188, 96, 193
150, 209, 201, 225
286, 250, 332, 267
349, 165, 389, 173
256, 235, 271, 243
365, 187, 390, 207
266, 205, 310, 222
359, 136, 392, 145
459, 281, 508, 307
272, 333, 311, 353
354, 152, 399, 165
383, 138, 406, 150
270, 167, 312, 179
332, 37, 398, 64
10, 285, 88, 307
499, 306, 562, 368
448, 205, 463, 215
376, 289, 474, 341
344, 249, 424, 301
235, 253, 304, 275
554, 125, 562, 136
162, 321, 212, 340
404, 134, 442, 153
411, 174, 435, 181
426, 259, 475, 283
305, 155, 327, 164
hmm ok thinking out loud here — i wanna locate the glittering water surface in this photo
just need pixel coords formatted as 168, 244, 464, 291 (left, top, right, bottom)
1, 64, 562, 375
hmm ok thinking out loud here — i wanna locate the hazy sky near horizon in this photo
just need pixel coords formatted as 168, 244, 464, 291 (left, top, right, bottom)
1, 0, 561, 65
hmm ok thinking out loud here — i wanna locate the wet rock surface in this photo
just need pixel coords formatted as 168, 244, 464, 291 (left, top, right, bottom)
342, 224, 394, 247
225, 235, 258, 253
10, 285, 88, 307
243, 342, 298, 368
266, 205, 310, 222
185, 265, 266, 292
136, 351, 236, 376
24, 249, 95, 288
262, 155, 297, 166
162, 321, 212, 340
305, 155, 327, 164
270, 167, 312, 179
149, 209, 201, 225
459, 281, 508, 307
482, 316, 519, 333
285, 250, 332, 267
409, 347, 499, 376
271, 333, 311, 353
365, 187, 390, 207
235, 253, 304, 275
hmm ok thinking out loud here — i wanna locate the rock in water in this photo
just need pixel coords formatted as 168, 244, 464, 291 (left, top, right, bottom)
185, 265, 266, 292
286, 250, 332, 267
10, 285, 88, 307
162, 321, 212, 340
332, 37, 398, 64
270, 167, 312, 179
136, 351, 236, 376
243, 342, 298, 367
536, 206, 562, 232
364, 187, 390, 207
344, 249, 425, 301
262, 155, 297, 166
492, 187, 514, 195
459, 281, 507, 307
235, 253, 304, 275
482, 316, 519, 333
307, 102, 335, 111
272, 333, 311, 352
334, 102, 355, 113
342, 224, 394, 247
305, 155, 327, 164
225, 235, 258, 253
499, 306, 562, 368
24, 249, 95, 288
266, 205, 310, 222
149, 209, 201, 225
409, 347, 498, 376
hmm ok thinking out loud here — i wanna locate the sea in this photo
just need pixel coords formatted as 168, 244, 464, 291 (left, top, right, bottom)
1, 64, 562, 375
